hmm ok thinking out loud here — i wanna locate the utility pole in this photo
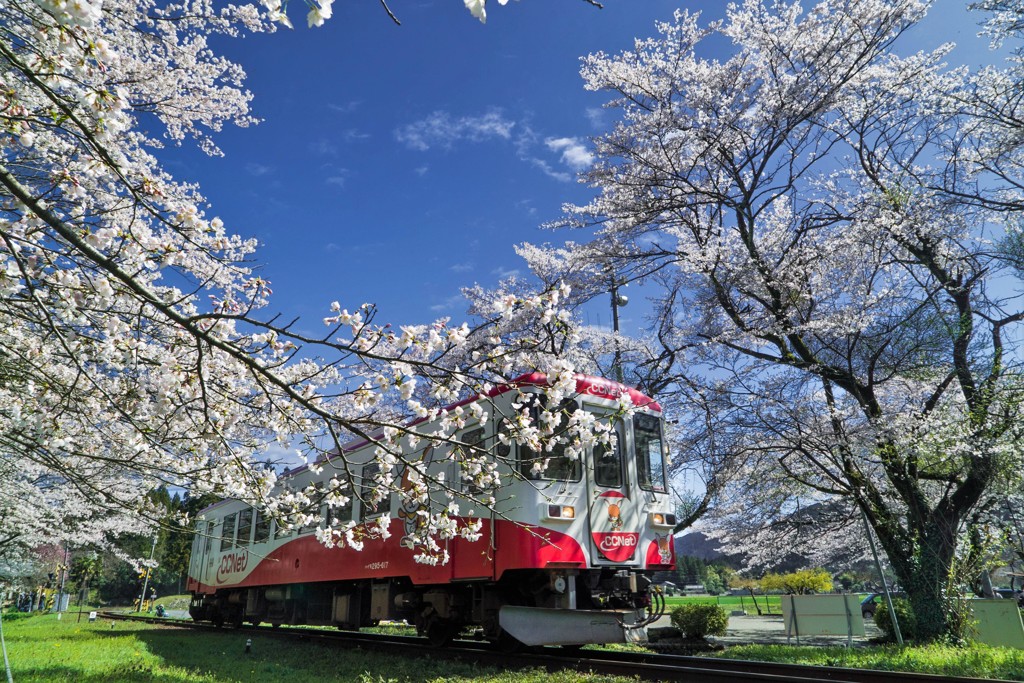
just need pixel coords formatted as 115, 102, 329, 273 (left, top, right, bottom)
860, 507, 903, 645
137, 535, 158, 613
56, 544, 69, 612
609, 273, 628, 383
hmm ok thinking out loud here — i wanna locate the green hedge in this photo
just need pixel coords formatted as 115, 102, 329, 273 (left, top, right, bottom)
670, 603, 729, 639
875, 598, 918, 641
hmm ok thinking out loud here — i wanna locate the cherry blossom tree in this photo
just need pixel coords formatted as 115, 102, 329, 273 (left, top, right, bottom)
528, 0, 1024, 639
0, 0, 619, 571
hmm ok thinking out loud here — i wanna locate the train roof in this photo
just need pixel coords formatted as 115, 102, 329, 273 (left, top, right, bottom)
197, 372, 659, 516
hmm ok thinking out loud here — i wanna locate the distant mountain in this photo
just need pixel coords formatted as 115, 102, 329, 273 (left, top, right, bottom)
675, 531, 725, 561
676, 500, 868, 573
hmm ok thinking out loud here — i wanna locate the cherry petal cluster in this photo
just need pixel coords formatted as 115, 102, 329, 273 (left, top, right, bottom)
0, 0, 596, 566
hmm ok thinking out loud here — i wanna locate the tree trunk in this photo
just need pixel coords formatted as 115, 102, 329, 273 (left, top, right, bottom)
872, 512, 958, 641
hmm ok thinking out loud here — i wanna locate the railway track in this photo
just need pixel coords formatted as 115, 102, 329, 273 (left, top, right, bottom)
102, 611, 1014, 683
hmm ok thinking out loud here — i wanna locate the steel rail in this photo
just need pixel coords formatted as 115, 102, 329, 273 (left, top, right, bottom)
100, 612, 1014, 683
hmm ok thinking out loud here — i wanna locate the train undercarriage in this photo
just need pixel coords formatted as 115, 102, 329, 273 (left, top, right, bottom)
189, 567, 664, 648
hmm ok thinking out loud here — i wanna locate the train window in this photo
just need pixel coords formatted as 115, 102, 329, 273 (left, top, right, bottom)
634, 413, 668, 493
463, 427, 485, 449
360, 463, 393, 519
220, 513, 237, 552
327, 488, 353, 524
299, 484, 324, 535
461, 427, 489, 494
519, 400, 582, 482
236, 508, 253, 547
253, 510, 271, 544
594, 423, 623, 488
204, 521, 214, 554
495, 422, 512, 460
273, 519, 292, 540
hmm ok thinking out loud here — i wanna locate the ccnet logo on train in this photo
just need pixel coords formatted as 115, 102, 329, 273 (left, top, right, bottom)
216, 548, 249, 584
590, 490, 638, 562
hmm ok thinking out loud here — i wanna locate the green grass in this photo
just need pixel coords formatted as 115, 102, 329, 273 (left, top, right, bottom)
0, 612, 634, 682
715, 643, 1024, 681
155, 594, 194, 611
6, 609, 1024, 681
664, 594, 785, 614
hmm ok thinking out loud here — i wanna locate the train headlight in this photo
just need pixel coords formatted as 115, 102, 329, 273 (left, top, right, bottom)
650, 512, 676, 527
545, 504, 576, 520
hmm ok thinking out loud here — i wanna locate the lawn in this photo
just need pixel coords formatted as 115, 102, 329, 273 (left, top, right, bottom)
664, 593, 785, 614
4, 609, 1024, 682
0, 612, 630, 682
714, 644, 1024, 681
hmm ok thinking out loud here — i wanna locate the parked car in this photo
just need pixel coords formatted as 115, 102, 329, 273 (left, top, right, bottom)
860, 592, 906, 619
993, 588, 1024, 607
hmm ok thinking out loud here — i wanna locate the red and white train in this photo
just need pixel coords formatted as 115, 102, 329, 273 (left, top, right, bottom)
187, 373, 676, 648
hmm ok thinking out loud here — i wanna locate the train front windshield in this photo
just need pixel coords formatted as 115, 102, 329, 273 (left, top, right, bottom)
634, 413, 668, 492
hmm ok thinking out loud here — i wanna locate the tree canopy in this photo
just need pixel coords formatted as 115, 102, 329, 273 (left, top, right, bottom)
0, 0, 613, 574
521, 0, 1024, 639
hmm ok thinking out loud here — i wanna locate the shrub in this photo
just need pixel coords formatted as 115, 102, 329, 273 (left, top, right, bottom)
759, 568, 833, 594
670, 603, 729, 639
874, 597, 918, 641
0, 610, 41, 622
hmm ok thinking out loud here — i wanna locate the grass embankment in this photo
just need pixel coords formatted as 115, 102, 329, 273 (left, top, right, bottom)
716, 644, 1024, 681
157, 594, 194, 611
0, 612, 630, 682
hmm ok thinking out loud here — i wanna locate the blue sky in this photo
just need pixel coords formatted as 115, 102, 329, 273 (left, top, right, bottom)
167, 0, 996, 340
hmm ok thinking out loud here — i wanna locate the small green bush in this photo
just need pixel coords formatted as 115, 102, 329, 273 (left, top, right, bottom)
875, 597, 918, 641
670, 603, 729, 639
0, 610, 42, 622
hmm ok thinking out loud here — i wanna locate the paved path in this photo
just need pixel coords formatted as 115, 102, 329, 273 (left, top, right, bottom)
654, 612, 884, 647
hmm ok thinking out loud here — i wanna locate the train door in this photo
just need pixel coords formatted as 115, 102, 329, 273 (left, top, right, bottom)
191, 520, 216, 589
187, 526, 202, 589
585, 416, 642, 566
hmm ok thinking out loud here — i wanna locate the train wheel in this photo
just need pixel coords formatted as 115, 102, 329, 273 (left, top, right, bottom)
271, 622, 281, 630
249, 620, 261, 628
426, 619, 457, 648
211, 613, 224, 628
493, 629, 525, 654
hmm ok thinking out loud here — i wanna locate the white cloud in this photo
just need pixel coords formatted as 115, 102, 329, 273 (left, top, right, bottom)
245, 162, 272, 176
328, 100, 362, 114
395, 110, 516, 151
585, 107, 607, 129
491, 266, 521, 279
514, 199, 538, 216
415, 166, 430, 177
310, 138, 337, 156
430, 293, 468, 313
529, 157, 571, 183
325, 168, 351, 188
342, 129, 370, 143
449, 262, 474, 273
394, 111, 591, 184
545, 137, 593, 170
